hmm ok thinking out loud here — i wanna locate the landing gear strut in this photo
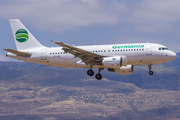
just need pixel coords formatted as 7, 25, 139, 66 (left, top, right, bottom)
148, 64, 153, 75
87, 62, 95, 76
87, 62, 104, 80
95, 68, 104, 80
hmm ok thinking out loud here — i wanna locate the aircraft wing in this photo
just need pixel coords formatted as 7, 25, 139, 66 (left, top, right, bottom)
55, 42, 104, 64
4, 49, 31, 57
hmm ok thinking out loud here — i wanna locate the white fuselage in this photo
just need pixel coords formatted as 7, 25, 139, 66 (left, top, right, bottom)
6, 19, 177, 80
7, 43, 176, 68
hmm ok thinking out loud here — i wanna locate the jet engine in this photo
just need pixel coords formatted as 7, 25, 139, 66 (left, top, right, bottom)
108, 65, 133, 75
102, 56, 128, 68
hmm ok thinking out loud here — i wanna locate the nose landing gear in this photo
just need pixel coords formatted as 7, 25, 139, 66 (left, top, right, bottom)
148, 64, 153, 75
149, 71, 153, 75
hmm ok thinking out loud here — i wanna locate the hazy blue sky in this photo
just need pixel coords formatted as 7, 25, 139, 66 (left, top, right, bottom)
0, 0, 180, 61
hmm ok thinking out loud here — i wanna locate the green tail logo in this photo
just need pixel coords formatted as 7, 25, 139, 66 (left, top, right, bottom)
15, 29, 29, 43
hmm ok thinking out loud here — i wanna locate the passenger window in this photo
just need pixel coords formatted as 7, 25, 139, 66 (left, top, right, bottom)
108, 50, 110, 52
137, 49, 138, 51
123, 50, 125, 51
134, 49, 136, 51
159, 48, 161, 50
131, 49, 133, 51
112, 50, 114, 52
101, 50, 103, 52
104, 50, 106, 52
142, 49, 144, 51
115, 50, 117, 52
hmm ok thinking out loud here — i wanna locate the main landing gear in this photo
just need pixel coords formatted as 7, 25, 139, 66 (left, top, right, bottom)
148, 64, 153, 75
87, 68, 104, 80
95, 68, 104, 80
87, 69, 94, 76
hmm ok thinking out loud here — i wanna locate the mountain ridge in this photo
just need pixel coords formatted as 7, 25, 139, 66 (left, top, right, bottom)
0, 54, 180, 119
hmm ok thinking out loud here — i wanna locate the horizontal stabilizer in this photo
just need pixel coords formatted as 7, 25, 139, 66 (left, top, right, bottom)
4, 49, 31, 57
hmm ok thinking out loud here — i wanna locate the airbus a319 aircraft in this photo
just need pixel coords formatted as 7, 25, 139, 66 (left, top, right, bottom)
4, 19, 176, 80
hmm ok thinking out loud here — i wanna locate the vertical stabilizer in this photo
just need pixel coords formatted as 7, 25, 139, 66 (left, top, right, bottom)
10, 19, 44, 50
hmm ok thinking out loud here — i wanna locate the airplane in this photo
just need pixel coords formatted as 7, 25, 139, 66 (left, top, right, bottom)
4, 19, 176, 80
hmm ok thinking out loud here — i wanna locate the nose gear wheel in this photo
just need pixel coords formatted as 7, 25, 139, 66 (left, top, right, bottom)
148, 64, 153, 75
149, 71, 153, 75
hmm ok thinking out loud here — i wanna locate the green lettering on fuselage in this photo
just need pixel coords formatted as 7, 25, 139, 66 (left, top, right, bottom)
112, 45, 144, 49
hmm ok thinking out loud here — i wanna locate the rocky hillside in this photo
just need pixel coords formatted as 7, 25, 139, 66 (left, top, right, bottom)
0, 53, 180, 120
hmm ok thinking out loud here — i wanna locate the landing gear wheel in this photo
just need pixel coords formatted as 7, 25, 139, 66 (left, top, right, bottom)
87, 69, 94, 76
95, 74, 102, 80
149, 71, 153, 75
148, 64, 153, 75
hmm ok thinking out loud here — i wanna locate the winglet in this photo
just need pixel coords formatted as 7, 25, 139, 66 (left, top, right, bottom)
50, 39, 55, 47
50, 39, 55, 43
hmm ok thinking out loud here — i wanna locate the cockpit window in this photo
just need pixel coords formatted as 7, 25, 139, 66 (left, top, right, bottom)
158, 47, 169, 50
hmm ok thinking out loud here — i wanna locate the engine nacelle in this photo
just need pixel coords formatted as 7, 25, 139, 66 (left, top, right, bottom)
102, 56, 128, 68
108, 65, 133, 75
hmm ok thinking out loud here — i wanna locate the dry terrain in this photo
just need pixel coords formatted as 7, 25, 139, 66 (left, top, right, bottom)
0, 54, 180, 120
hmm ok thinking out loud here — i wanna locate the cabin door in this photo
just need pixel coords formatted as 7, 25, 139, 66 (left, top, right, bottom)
146, 44, 152, 55
41, 49, 47, 60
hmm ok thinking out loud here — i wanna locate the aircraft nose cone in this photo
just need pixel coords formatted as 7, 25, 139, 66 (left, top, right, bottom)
172, 52, 176, 59
169, 51, 176, 60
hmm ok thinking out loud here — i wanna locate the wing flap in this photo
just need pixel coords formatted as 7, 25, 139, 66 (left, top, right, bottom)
4, 49, 31, 57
